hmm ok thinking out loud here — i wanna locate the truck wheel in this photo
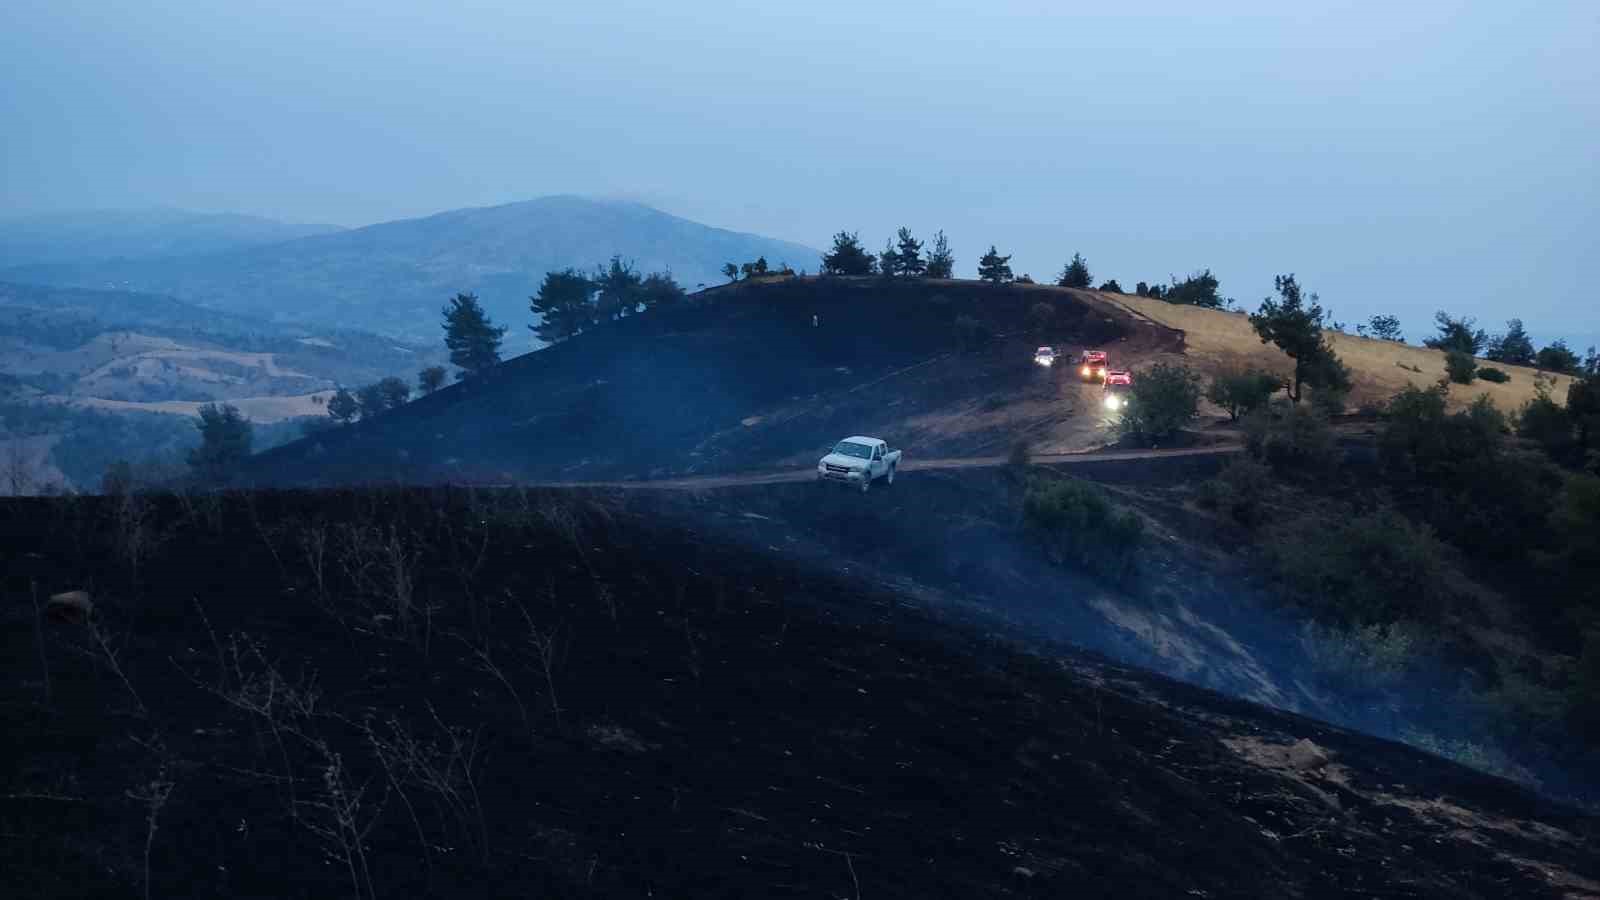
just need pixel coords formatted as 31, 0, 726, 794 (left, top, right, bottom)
885, 464, 896, 486
859, 474, 871, 494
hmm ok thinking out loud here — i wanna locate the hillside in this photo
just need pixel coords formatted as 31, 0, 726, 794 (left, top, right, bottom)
4, 488, 1595, 898
1101, 292, 1578, 413
244, 277, 1181, 486
1, 197, 820, 341
0, 208, 342, 268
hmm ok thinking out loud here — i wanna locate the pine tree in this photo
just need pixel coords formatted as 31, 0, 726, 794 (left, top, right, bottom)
977, 245, 1013, 284
1249, 274, 1350, 403
417, 366, 447, 395
1486, 319, 1536, 365
594, 256, 642, 321
638, 271, 685, 309
1057, 253, 1092, 288
925, 230, 955, 279
441, 292, 506, 377
187, 402, 253, 479
530, 269, 594, 344
820, 231, 876, 276
721, 262, 739, 283
327, 387, 359, 423
891, 227, 926, 277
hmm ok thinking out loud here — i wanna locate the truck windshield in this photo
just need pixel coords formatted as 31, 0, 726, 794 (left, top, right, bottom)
832, 442, 873, 459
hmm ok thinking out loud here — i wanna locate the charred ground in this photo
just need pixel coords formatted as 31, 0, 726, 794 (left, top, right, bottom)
246, 278, 1178, 486
4, 488, 1596, 898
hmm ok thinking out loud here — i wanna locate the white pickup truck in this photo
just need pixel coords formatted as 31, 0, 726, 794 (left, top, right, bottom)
817, 436, 901, 492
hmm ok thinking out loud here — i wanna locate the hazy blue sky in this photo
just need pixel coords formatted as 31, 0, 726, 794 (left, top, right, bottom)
4, 0, 1596, 342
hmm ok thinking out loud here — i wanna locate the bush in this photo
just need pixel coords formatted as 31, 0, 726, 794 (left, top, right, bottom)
1008, 439, 1032, 469
1445, 350, 1477, 384
1119, 363, 1201, 445
1242, 400, 1338, 471
1022, 478, 1144, 583
1477, 366, 1510, 384
954, 315, 992, 351
1267, 508, 1453, 625
1206, 369, 1281, 421
1196, 456, 1273, 526
1027, 302, 1056, 332
1518, 394, 1574, 458
1298, 621, 1422, 689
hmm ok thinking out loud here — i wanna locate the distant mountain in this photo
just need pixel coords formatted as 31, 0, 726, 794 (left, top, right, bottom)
0, 208, 344, 268
0, 196, 821, 341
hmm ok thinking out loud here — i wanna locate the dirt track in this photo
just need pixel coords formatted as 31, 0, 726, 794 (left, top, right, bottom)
499, 443, 1246, 490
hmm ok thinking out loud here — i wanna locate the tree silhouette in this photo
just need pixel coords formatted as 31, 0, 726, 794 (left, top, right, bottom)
530, 269, 594, 344
327, 387, 359, 424
442, 292, 506, 377
887, 227, 926, 277
977, 245, 1013, 284
594, 256, 642, 321
1249, 274, 1350, 403
925, 230, 955, 279
1056, 253, 1092, 288
820, 231, 876, 276
187, 403, 253, 479
417, 366, 447, 395
721, 262, 739, 283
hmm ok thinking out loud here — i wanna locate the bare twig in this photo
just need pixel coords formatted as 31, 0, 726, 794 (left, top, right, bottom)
126, 736, 176, 900
456, 633, 529, 729
87, 616, 146, 715
519, 605, 563, 726
30, 580, 50, 706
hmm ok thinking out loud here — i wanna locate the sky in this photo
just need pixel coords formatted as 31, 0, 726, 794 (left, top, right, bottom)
3, 0, 1596, 344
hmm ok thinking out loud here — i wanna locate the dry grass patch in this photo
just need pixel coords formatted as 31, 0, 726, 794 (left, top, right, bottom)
1100, 293, 1577, 413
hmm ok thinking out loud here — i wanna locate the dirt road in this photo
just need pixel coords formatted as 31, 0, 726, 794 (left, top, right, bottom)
533, 443, 1244, 490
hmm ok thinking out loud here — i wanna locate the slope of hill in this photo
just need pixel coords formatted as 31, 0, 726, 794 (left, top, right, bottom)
244, 277, 1178, 486
1100, 292, 1578, 413
0, 281, 442, 491
1, 197, 820, 341
0, 208, 342, 268
3, 488, 1594, 898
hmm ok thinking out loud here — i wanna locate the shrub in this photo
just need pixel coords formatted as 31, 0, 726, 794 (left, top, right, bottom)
1477, 366, 1510, 384
1517, 394, 1574, 458
1266, 508, 1453, 625
954, 315, 992, 351
1022, 478, 1144, 583
1298, 621, 1421, 689
1008, 439, 1033, 470
1027, 302, 1056, 331
1445, 350, 1477, 384
1242, 400, 1338, 471
1119, 363, 1201, 445
1196, 456, 1273, 526
1206, 369, 1281, 421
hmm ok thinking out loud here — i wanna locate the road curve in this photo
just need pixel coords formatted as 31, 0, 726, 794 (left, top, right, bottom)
533, 443, 1244, 491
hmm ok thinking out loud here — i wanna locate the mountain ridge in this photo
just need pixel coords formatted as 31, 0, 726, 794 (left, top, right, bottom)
1, 196, 821, 341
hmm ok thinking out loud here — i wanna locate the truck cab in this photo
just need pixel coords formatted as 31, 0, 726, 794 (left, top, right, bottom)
1034, 346, 1058, 367
1080, 350, 1109, 382
1102, 370, 1133, 409
817, 436, 902, 493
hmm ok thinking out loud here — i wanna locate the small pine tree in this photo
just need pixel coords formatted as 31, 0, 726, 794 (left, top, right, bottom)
417, 366, 447, 395
820, 231, 877, 276
188, 402, 253, 478
530, 269, 594, 344
721, 262, 739, 283
1056, 253, 1092, 288
594, 256, 642, 321
327, 387, 359, 424
925, 230, 955, 279
890, 227, 926, 277
1249, 274, 1350, 403
442, 292, 506, 376
1536, 340, 1581, 374
1359, 314, 1405, 343
638, 271, 685, 309
977, 245, 1013, 284
376, 375, 411, 409
1097, 279, 1123, 294
1423, 311, 1487, 356
1485, 319, 1536, 366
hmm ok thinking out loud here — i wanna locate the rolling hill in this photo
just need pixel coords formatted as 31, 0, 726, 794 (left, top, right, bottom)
1, 196, 820, 341
0, 208, 343, 268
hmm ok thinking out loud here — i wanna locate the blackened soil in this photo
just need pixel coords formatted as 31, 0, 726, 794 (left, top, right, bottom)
3, 489, 1594, 898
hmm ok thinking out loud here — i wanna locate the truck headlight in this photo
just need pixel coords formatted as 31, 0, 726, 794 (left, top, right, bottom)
1104, 396, 1120, 409
1081, 365, 1091, 376
1098, 367, 1107, 377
